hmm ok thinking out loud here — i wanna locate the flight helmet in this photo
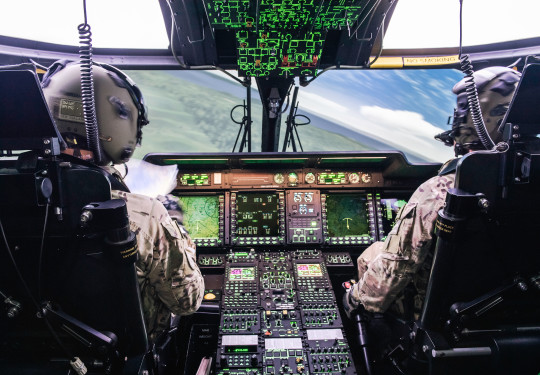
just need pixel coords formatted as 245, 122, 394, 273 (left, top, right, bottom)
436, 66, 520, 156
42, 60, 148, 165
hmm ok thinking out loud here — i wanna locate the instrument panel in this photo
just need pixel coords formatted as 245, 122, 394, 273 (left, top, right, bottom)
176, 188, 386, 248
215, 250, 357, 375
145, 152, 439, 249
146, 153, 441, 375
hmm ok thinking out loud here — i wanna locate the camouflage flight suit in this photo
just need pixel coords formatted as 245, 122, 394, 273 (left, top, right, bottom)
349, 159, 457, 317
111, 189, 204, 341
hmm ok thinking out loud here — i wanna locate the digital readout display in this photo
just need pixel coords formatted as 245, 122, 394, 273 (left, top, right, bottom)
296, 264, 323, 277
224, 345, 258, 353
229, 267, 255, 281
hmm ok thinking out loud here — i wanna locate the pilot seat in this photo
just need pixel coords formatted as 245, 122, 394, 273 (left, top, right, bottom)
353, 63, 540, 375
0, 65, 158, 374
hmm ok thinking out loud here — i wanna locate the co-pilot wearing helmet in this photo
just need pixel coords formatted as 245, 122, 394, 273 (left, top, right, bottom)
42, 61, 204, 341
343, 67, 521, 321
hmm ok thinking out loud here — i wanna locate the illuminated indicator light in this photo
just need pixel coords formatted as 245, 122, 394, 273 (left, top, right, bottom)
311, 221, 317, 227
203, 293, 216, 300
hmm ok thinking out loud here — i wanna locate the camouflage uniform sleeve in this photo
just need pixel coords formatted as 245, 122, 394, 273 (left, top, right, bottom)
155, 218, 205, 316
349, 174, 455, 313
113, 191, 204, 318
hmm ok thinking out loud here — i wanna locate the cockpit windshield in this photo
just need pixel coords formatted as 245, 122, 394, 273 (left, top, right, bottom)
128, 68, 460, 163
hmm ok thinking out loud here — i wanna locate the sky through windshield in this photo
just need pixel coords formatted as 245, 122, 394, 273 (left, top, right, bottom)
0, 1, 539, 49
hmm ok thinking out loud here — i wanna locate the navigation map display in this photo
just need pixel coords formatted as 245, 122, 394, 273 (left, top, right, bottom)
378, 193, 409, 240
176, 195, 220, 240
236, 193, 280, 236
325, 193, 373, 242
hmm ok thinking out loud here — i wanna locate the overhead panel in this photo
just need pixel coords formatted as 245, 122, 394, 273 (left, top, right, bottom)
205, 0, 364, 77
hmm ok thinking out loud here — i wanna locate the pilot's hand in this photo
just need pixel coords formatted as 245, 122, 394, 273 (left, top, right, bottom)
157, 194, 184, 224
342, 281, 357, 319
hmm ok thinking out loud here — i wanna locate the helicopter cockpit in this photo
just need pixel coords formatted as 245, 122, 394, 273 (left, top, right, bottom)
1, 1, 540, 375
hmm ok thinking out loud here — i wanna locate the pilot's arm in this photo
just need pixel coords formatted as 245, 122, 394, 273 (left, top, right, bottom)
112, 191, 204, 335
348, 174, 455, 315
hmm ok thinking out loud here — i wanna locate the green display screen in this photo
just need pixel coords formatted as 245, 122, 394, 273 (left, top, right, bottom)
318, 172, 347, 184
179, 173, 210, 186
236, 192, 280, 236
325, 193, 370, 238
177, 195, 220, 239
225, 345, 258, 353
379, 196, 408, 240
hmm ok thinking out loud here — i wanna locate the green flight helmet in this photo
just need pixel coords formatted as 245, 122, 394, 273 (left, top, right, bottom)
436, 66, 521, 156
42, 60, 148, 165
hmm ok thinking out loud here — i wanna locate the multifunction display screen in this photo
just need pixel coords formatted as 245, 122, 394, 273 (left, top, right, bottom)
236, 193, 280, 236
325, 194, 371, 238
176, 195, 220, 239
229, 267, 256, 281
378, 193, 409, 240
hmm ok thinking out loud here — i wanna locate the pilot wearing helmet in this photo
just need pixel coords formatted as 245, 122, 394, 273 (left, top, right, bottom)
41, 60, 204, 341
343, 66, 521, 319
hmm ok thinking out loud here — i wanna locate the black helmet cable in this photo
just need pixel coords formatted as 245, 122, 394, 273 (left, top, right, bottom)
458, 0, 496, 151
